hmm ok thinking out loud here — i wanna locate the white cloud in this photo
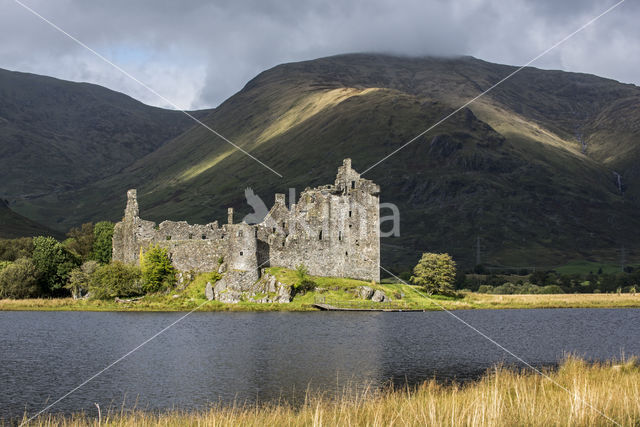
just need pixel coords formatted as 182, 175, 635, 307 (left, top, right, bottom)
1, 0, 637, 109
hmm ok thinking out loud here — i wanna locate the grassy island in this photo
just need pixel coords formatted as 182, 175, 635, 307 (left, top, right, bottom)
1, 267, 640, 312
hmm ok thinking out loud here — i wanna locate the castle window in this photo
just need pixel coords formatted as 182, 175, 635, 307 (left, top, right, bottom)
345, 251, 348, 256
282, 241, 285, 247
348, 210, 352, 217
349, 224, 352, 228
273, 227, 276, 233
237, 230, 243, 237
351, 181, 355, 189
255, 229, 258, 237
282, 222, 286, 229
318, 230, 323, 240
339, 231, 342, 241
202, 234, 207, 240
166, 235, 171, 241
189, 233, 193, 240
240, 251, 244, 256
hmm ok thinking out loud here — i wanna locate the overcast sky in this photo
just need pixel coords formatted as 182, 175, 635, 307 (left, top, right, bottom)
1, 0, 637, 110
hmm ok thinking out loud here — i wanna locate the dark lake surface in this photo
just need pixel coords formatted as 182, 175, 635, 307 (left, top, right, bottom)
2, 308, 640, 421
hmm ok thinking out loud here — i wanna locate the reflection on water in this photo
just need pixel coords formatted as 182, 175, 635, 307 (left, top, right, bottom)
1, 308, 639, 420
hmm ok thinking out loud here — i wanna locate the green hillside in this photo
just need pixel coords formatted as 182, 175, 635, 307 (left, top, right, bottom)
6, 54, 640, 270
0, 199, 60, 239
0, 67, 208, 207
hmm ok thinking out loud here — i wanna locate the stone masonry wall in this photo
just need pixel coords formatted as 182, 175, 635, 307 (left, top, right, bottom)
257, 159, 380, 281
112, 159, 380, 282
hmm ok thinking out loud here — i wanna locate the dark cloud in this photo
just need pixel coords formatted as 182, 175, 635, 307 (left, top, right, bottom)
1, 0, 636, 109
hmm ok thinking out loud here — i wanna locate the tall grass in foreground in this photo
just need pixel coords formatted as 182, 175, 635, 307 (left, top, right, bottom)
23, 357, 640, 426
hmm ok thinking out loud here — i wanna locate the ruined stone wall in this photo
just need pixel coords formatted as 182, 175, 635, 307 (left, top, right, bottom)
258, 159, 380, 281
112, 159, 379, 282
113, 190, 237, 272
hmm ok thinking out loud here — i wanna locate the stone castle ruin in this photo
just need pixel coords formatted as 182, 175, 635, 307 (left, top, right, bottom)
112, 159, 380, 297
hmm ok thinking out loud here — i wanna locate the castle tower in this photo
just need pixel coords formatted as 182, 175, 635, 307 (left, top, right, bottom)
125, 189, 139, 219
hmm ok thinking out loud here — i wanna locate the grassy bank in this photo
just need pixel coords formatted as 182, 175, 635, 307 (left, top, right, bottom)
21, 357, 640, 426
1, 267, 639, 312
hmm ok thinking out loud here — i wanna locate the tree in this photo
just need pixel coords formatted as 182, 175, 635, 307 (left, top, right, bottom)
65, 261, 99, 299
410, 252, 456, 295
88, 261, 142, 299
32, 236, 80, 295
140, 245, 176, 293
0, 257, 40, 298
64, 223, 94, 260
0, 237, 34, 261
91, 221, 114, 264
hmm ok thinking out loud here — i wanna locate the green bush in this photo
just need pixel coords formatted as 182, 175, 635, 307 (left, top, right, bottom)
88, 261, 142, 299
91, 221, 114, 264
65, 261, 99, 299
141, 245, 177, 293
540, 285, 564, 294
410, 252, 456, 295
0, 257, 40, 298
292, 279, 316, 297
295, 264, 309, 283
64, 223, 94, 260
492, 282, 518, 294
477, 285, 494, 293
0, 237, 34, 261
32, 236, 80, 295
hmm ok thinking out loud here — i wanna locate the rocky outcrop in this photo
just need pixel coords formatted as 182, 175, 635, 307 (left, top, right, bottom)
211, 271, 291, 304
356, 285, 389, 302
356, 285, 375, 299
248, 273, 292, 303
205, 282, 214, 301
371, 289, 388, 303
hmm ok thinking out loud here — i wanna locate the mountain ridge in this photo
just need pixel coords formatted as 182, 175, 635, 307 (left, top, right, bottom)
3, 54, 639, 269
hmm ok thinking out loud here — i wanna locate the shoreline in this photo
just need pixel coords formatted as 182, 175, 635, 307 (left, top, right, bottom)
2, 292, 640, 312
15, 357, 640, 426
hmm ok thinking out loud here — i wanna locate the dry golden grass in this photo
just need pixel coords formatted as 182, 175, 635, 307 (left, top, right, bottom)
23, 357, 640, 426
464, 292, 640, 310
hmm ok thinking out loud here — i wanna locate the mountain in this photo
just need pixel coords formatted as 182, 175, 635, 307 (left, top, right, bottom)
0, 67, 210, 227
4, 54, 640, 270
0, 199, 60, 239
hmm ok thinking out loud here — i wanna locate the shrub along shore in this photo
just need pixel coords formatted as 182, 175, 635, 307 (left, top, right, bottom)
2, 231, 640, 312
19, 357, 640, 426
1, 285, 640, 312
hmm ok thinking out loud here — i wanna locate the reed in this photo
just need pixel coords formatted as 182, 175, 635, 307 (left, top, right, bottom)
23, 356, 640, 426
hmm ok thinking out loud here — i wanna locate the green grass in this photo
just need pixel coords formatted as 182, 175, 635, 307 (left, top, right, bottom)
554, 260, 637, 275
3, 267, 640, 312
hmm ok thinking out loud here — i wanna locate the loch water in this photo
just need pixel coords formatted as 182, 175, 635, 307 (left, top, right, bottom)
1, 308, 639, 420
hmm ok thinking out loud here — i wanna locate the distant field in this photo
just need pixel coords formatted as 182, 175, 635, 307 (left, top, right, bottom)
554, 260, 637, 275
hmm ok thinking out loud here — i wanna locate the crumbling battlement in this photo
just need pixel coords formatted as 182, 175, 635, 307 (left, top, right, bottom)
112, 159, 380, 282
